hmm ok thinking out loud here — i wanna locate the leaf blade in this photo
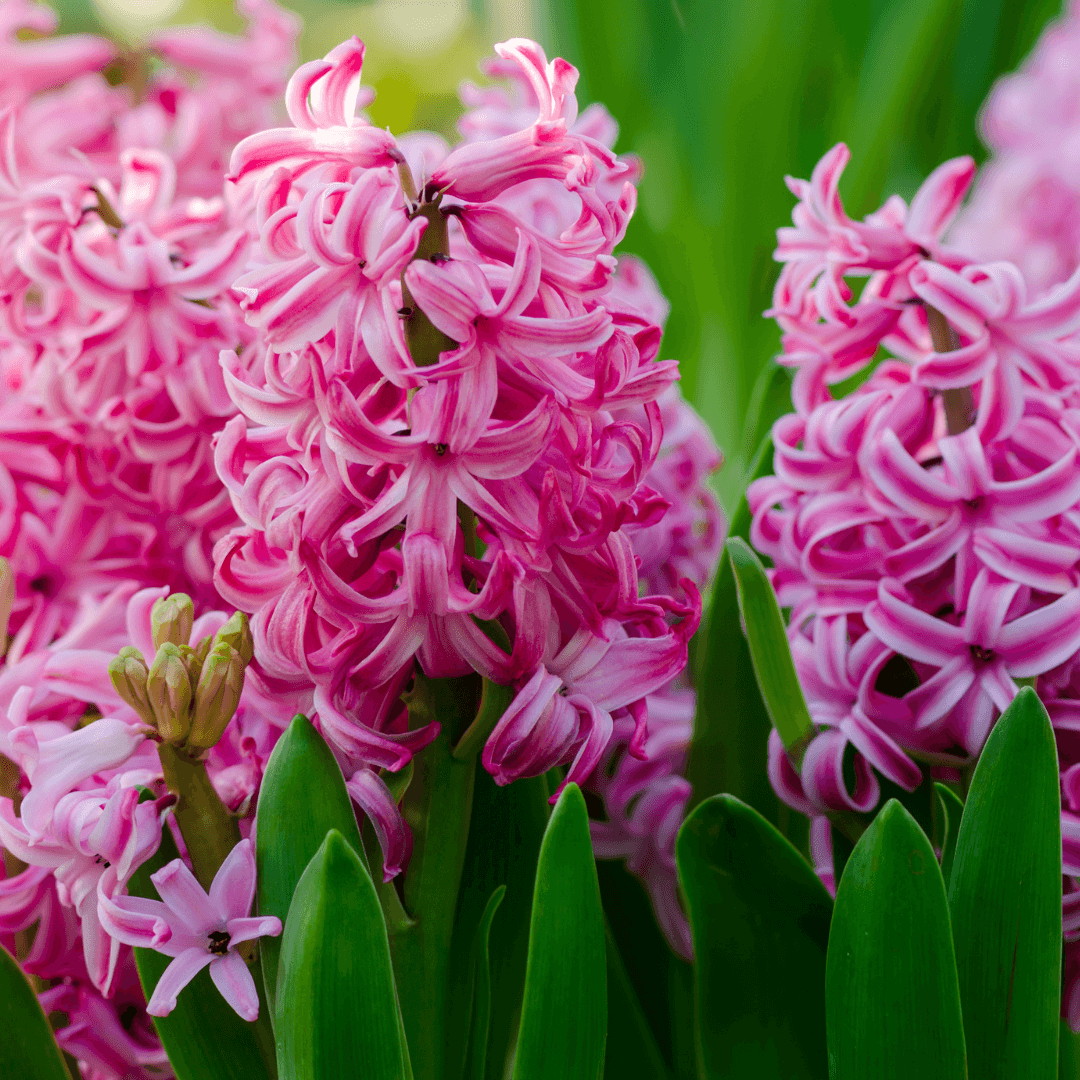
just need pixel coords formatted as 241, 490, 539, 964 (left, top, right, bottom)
725, 535, 814, 758
826, 800, 967, 1078
676, 794, 830, 1079
461, 886, 506, 1080
276, 829, 410, 1080
948, 687, 1061, 1078
512, 783, 606, 1080
0, 943, 72, 1080
255, 714, 365, 1017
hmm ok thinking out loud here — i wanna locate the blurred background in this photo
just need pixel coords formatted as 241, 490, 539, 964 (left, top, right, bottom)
51, 0, 1066, 506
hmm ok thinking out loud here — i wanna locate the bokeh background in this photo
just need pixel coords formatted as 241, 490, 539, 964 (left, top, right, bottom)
54, 0, 1066, 506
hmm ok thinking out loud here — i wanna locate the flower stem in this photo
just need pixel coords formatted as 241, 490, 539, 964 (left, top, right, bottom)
925, 304, 974, 435
157, 742, 240, 890
395, 156, 458, 368
392, 671, 481, 1080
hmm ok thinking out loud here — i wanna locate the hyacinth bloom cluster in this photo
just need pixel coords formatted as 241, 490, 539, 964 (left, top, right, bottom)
0, 0, 299, 659
0, 4, 722, 1072
215, 34, 703, 875
755, 131, 1080, 1027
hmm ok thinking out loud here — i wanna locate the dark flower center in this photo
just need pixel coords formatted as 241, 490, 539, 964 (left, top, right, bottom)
969, 644, 995, 664
207, 930, 231, 956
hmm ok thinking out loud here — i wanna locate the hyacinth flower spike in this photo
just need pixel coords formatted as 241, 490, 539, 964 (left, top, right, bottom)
97, 838, 281, 1020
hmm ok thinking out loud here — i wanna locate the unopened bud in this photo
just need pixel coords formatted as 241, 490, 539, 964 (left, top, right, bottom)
214, 611, 254, 666
151, 593, 194, 651
187, 642, 245, 753
108, 646, 156, 726
147, 642, 193, 743
0, 557, 13, 652
192, 634, 214, 665
178, 643, 204, 690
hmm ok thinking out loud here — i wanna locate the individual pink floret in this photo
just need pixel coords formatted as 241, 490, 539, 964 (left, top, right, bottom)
97, 838, 280, 1020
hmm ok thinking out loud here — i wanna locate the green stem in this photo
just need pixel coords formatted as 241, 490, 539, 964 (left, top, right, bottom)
393, 673, 480, 1080
453, 679, 514, 761
158, 742, 241, 890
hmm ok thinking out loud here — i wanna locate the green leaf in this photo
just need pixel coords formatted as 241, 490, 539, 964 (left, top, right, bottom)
128, 828, 273, 1080
826, 800, 967, 1078
255, 714, 366, 1018
604, 923, 672, 1080
725, 535, 814, 761
447, 769, 551, 1080
276, 829, 411, 1080
687, 435, 786, 832
512, 783, 606, 1080
948, 687, 1061, 1078
934, 782, 964, 890
0, 943, 72, 1080
676, 794, 830, 1079
461, 886, 506, 1080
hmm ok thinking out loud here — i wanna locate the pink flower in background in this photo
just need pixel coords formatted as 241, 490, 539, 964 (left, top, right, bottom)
98, 838, 280, 1020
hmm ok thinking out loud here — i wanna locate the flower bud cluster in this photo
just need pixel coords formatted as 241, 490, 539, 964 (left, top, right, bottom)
757, 132, 1080, 1028
109, 597, 252, 754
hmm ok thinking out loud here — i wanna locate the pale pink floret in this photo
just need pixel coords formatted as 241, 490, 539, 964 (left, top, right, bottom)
97, 838, 280, 1020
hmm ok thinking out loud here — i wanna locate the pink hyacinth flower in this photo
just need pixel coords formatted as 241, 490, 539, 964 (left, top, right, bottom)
97, 838, 280, 1020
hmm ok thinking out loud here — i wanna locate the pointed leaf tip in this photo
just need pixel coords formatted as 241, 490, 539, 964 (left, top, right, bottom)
827, 799, 966, 1079
677, 794, 829, 1079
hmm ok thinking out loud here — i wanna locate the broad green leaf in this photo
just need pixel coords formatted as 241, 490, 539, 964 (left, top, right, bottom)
934, 782, 964, 890
276, 829, 411, 1080
512, 783, 606, 1080
687, 436, 786, 831
676, 794, 830, 1079
447, 769, 551, 1080
604, 924, 672, 1080
0, 943, 72, 1080
948, 687, 1061, 1078
725, 536, 814, 761
826, 800, 966, 1079
129, 827, 273, 1080
461, 886, 506, 1080
255, 714, 365, 1017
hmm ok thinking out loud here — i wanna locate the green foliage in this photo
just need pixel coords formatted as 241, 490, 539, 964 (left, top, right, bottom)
128, 828, 274, 1080
276, 829, 412, 1080
724, 536, 815, 760
0, 942, 72, 1080
826, 801, 967, 1079
255, 714, 366, 1017
948, 687, 1062, 1078
677, 795, 831, 1079
460, 886, 506, 1080
513, 783, 607, 1080
687, 435, 779, 822
603, 925, 672, 1080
